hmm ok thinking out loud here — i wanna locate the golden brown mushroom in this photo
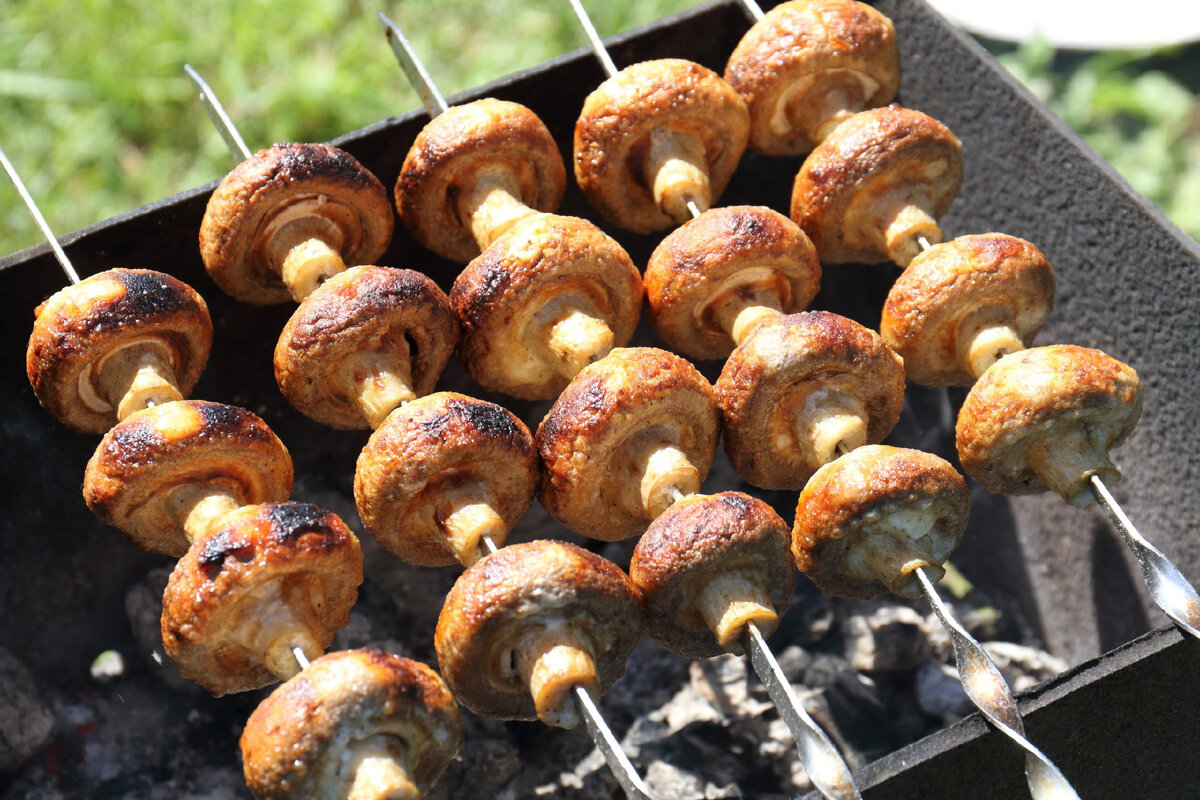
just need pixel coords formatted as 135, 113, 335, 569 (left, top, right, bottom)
83, 400, 293, 557
882, 234, 1055, 386
630, 492, 795, 658
451, 213, 643, 399
574, 58, 750, 232
162, 501, 362, 696
717, 311, 904, 490
644, 205, 821, 361
274, 266, 458, 429
955, 345, 1143, 508
26, 268, 212, 432
536, 347, 720, 541
434, 540, 641, 729
200, 143, 393, 304
793, 444, 969, 599
725, 0, 900, 156
791, 105, 963, 267
355, 392, 537, 567
396, 98, 566, 264
241, 649, 462, 800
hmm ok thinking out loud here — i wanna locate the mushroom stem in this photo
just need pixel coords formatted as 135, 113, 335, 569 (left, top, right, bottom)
515, 625, 599, 729
457, 165, 537, 251
956, 304, 1026, 380
644, 128, 711, 224
261, 629, 324, 683
436, 482, 509, 566
344, 735, 421, 800
847, 506, 944, 599
535, 295, 615, 378
1027, 425, 1120, 509
99, 340, 183, 420
166, 484, 242, 543
335, 349, 418, 430
279, 237, 347, 302
873, 189, 942, 267
780, 72, 870, 144
711, 283, 785, 346
793, 385, 869, 467
698, 573, 779, 654
626, 435, 701, 520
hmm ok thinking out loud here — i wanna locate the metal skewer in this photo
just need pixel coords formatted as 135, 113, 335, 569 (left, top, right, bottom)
566, 0, 619, 79
184, 64, 252, 161
736, 0, 766, 22
292, 645, 311, 671
378, 12, 448, 117
0, 146, 81, 284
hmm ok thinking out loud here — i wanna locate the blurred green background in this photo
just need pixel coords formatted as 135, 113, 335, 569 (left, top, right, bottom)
2, 0, 1198, 258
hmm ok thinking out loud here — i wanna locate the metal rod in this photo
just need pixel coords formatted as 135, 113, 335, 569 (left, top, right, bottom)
378, 11, 449, 118
685, 199, 703, 221
737, 0, 766, 22
184, 64, 252, 161
916, 568, 1080, 800
1090, 474, 1200, 640
574, 685, 659, 800
292, 645, 311, 671
566, 0, 619, 79
744, 623, 861, 800
0, 145, 81, 283
481, 534, 500, 556
917, 234, 932, 252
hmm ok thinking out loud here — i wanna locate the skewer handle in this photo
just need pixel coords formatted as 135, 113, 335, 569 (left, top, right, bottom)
378, 11, 449, 117
0, 145, 81, 283
566, 0, 619, 79
184, 65, 252, 161
574, 685, 660, 800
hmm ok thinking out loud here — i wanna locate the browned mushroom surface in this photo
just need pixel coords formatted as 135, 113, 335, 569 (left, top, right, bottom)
794, 445, 969, 599
645, 205, 821, 361
536, 347, 720, 541
717, 311, 904, 490
434, 540, 641, 729
790, 105, 962, 266
241, 649, 462, 800
451, 213, 643, 400
200, 143, 393, 304
631, 492, 794, 659
725, 0, 900, 156
882, 234, 1055, 386
275, 266, 458, 429
396, 98, 566, 264
161, 502, 362, 696
26, 268, 212, 433
83, 400, 293, 557
355, 392, 537, 568
574, 58, 750, 232
956, 345, 1143, 508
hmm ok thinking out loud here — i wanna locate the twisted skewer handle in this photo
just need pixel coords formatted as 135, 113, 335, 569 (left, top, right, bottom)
0, 145, 80, 283
184, 65, 251, 161
378, 12, 449, 117
575, 685, 660, 800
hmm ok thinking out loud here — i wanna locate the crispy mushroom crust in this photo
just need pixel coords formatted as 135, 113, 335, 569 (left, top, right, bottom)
725, 0, 900, 156
645, 205, 821, 361
162, 502, 362, 696
882, 234, 1055, 386
574, 58, 750, 233
200, 143, 393, 304
274, 266, 458, 429
83, 401, 293, 556
241, 649, 462, 800
26, 269, 212, 433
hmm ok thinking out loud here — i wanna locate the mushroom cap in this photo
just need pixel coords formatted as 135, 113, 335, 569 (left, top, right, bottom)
355, 392, 537, 567
574, 58, 750, 233
26, 268, 212, 433
434, 540, 641, 722
645, 205, 821, 361
274, 266, 459, 428
241, 648, 462, 799
396, 98, 566, 264
630, 492, 795, 659
955, 345, 1143, 497
536, 347, 720, 541
83, 400, 293, 556
200, 143, 393, 304
881, 234, 1055, 386
161, 502, 362, 696
790, 105, 963, 264
717, 311, 904, 490
793, 445, 969, 599
451, 213, 644, 399
725, 0, 900, 156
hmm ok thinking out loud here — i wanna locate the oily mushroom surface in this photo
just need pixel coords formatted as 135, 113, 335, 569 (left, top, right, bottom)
161, 502, 362, 696
200, 143, 393, 304
83, 400, 293, 557
725, 0, 900, 156
241, 649, 462, 800
631, 492, 795, 659
275, 266, 458, 429
955, 344, 1143, 508
645, 205, 821, 361
882, 233, 1055, 386
26, 268, 212, 433
717, 311, 904, 490
574, 58, 750, 233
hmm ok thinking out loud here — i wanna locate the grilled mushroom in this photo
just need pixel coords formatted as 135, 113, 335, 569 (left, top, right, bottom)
200, 143, 393, 304
241, 649, 462, 800
451, 213, 643, 399
575, 58, 750, 232
725, 0, 900, 156
26, 269, 212, 432
274, 266, 458, 429
434, 540, 641, 729
644, 205, 821, 361
955, 345, 1143, 508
